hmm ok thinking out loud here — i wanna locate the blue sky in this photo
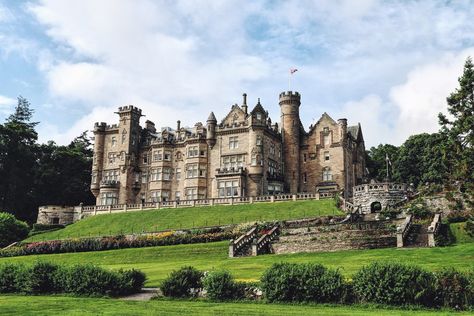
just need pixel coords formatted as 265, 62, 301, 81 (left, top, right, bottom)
1, 0, 474, 147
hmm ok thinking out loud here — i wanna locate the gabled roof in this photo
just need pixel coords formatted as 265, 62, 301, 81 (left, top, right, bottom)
308, 112, 337, 134
220, 104, 246, 125
250, 99, 266, 115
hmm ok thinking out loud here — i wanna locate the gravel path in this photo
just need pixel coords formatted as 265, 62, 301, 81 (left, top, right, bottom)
119, 288, 160, 301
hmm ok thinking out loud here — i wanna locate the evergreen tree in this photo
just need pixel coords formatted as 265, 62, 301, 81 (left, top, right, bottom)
439, 57, 474, 183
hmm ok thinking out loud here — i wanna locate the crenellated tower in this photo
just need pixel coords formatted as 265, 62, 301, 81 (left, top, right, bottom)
280, 91, 301, 193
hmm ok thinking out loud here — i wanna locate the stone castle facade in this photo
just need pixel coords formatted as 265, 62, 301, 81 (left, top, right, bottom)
90, 91, 366, 205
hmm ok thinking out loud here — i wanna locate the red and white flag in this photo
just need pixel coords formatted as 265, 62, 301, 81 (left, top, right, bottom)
290, 68, 298, 74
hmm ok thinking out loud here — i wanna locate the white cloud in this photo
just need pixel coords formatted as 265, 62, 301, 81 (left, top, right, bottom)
0, 95, 16, 115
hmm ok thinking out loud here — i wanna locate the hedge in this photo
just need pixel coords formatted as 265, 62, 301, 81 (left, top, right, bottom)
0, 262, 145, 296
0, 229, 238, 258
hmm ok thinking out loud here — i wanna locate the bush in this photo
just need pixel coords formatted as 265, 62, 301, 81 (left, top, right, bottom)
446, 210, 472, 223
31, 223, 65, 232
466, 217, 474, 237
0, 264, 25, 293
25, 261, 62, 294
352, 262, 435, 306
203, 270, 243, 301
260, 262, 346, 303
117, 269, 146, 295
64, 264, 120, 296
161, 266, 203, 298
0, 212, 30, 247
434, 268, 473, 310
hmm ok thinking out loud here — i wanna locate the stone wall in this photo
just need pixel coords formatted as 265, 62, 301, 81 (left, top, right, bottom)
36, 205, 82, 225
353, 183, 408, 214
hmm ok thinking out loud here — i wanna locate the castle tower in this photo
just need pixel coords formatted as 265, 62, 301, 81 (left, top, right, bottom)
280, 91, 301, 193
91, 122, 106, 198
206, 112, 217, 148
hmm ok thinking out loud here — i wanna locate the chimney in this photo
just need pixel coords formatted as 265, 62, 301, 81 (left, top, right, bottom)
177, 120, 181, 131
242, 93, 248, 114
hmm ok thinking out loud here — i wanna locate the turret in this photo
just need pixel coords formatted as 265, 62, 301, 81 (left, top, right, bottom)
206, 112, 217, 148
279, 91, 301, 193
338, 118, 347, 145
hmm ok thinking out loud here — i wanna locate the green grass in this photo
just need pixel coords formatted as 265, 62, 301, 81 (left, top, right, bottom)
26, 199, 340, 242
2, 240, 473, 287
450, 222, 474, 243
0, 296, 469, 316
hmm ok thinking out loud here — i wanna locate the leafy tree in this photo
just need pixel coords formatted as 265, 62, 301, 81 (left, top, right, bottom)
0, 97, 39, 221
439, 57, 474, 183
365, 144, 399, 182
0, 212, 30, 247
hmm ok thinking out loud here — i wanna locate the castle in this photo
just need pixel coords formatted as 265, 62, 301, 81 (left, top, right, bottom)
90, 91, 366, 205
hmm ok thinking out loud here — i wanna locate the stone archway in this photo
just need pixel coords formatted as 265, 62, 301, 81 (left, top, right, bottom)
370, 201, 382, 213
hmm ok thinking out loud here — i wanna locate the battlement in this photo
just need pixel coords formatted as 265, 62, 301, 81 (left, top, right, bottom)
93, 122, 107, 132
279, 91, 301, 106
117, 105, 142, 115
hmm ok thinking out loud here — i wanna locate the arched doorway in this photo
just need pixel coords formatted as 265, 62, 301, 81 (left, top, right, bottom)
370, 201, 382, 212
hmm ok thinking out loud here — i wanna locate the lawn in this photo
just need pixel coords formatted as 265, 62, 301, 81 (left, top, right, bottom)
0, 296, 468, 316
26, 199, 341, 242
2, 240, 473, 287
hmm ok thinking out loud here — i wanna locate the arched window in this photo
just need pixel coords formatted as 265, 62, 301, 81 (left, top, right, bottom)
323, 168, 332, 181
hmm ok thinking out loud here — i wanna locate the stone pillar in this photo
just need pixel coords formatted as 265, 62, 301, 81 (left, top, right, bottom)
251, 242, 258, 256
228, 240, 235, 258
292, 194, 297, 201
427, 232, 435, 247
270, 195, 275, 203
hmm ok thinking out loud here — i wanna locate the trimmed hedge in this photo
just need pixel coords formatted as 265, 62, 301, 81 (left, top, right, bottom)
0, 230, 238, 258
0, 262, 145, 296
434, 268, 473, 309
161, 266, 203, 298
260, 262, 346, 303
352, 262, 435, 306
203, 270, 244, 301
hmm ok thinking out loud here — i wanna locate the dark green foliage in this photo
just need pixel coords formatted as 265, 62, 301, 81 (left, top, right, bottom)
31, 223, 65, 232
365, 144, 399, 182
434, 268, 473, 310
203, 270, 244, 301
352, 262, 435, 306
0, 212, 30, 247
0, 264, 26, 293
466, 217, 474, 237
161, 266, 203, 298
260, 262, 346, 303
64, 264, 119, 296
117, 269, 146, 295
434, 223, 455, 246
439, 57, 474, 183
405, 200, 432, 219
25, 261, 62, 294
446, 210, 472, 223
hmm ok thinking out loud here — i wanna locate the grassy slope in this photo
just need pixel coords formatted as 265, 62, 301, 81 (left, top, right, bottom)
0, 296, 468, 316
2, 241, 473, 287
450, 222, 474, 243
26, 199, 340, 242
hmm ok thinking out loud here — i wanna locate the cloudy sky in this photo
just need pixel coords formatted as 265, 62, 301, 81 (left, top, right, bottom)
1, 0, 474, 147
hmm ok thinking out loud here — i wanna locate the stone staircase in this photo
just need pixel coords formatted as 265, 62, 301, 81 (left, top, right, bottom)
403, 223, 429, 248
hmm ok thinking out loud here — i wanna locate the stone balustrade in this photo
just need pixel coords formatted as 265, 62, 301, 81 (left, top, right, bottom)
251, 225, 279, 256
396, 214, 413, 247
229, 226, 257, 257
427, 213, 442, 247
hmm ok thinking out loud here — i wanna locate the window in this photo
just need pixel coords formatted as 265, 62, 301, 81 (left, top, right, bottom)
92, 172, 98, 184
303, 153, 307, 163
268, 159, 278, 175
175, 191, 181, 201
323, 127, 329, 133
141, 171, 147, 183
222, 155, 244, 169
176, 168, 181, 180
323, 168, 332, 181
102, 170, 119, 182
134, 172, 140, 183
186, 188, 198, 200
229, 136, 238, 149
100, 192, 118, 205
303, 172, 307, 183
218, 180, 239, 197
163, 167, 172, 180
187, 164, 198, 178
256, 112, 262, 120
268, 183, 282, 195
143, 153, 149, 164
150, 168, 162, 181
188, 146, 199, 157
256, 135, 262, 146
324, 152, 330, 161
153, 150, 162, 162
150, 190, 169, 202
176, 151, 182, 160
323, 134, 330, 146
199, 166, 207, 177
122, 129, 127, 144
108, 152, 117, 164
270, 143, 275, 155
164, 151, 171, 161
200, 150, 206, 156
111, 136, 117, 147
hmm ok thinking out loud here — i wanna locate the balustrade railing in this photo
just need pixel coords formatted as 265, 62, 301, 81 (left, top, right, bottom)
252, 225, 279, 256
396, 214, 413, 247
229, 226, 257, 257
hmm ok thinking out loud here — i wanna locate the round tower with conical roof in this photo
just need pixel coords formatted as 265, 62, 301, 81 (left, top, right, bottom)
280, 91, 301, 193
206, 112, 217, 148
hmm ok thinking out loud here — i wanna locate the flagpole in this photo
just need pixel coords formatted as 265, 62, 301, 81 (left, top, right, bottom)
288, 71, 291, 91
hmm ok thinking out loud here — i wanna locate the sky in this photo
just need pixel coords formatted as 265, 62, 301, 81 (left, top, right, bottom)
1, 0, 474, 147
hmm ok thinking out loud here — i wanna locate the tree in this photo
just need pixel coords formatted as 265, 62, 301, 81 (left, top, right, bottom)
365, 144, 399, 182
0, 97, 39, 221
0, 212, 30, 247
439, 57, 474, 183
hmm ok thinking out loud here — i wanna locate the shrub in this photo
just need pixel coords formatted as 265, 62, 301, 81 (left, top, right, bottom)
203, 270, 243, 301
352, 262, 435, 306
0, 264, 25, 293
161, 266, 203, 298
25, 261, 62, 294
260, 262, 346, 303
64, 264, 120, 296
446, 210, 472, 223
434, 268, 473, 310
117, 269, 146, 295
0, 212, 30, 247
466, 217, 474, 237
